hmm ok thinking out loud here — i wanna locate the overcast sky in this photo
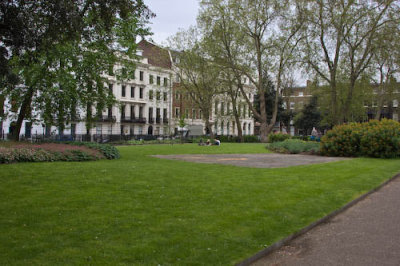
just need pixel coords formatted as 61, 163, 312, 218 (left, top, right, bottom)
144, 0, 200, 46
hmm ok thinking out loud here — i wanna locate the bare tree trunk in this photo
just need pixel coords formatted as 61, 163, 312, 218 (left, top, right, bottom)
14, 87, 34, 141
230, 93, 243, 142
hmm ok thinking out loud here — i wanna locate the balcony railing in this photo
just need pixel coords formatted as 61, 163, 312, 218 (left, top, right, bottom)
98, 115, 116, 122
148, 117, 154, 124
163, 118, 168, 124
133, 117, 146, 123
156, 117, 161, 124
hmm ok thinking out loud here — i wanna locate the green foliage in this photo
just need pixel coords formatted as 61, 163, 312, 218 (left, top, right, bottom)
217, 135, 260, 143
294, 96, 321, 135
268, 139, 320, 154
268, 133, 291, 143
0, 146, 101, 163
64, 142, 120, 159
321, 119, 400, 158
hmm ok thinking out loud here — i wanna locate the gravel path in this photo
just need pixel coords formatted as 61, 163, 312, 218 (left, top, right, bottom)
153, 153, 350, 168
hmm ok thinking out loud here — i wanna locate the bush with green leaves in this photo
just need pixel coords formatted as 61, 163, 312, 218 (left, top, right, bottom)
321, 119, 400, 158
268, 139, 320, 154
268, 133, 291, 143
64, 142, 120, 159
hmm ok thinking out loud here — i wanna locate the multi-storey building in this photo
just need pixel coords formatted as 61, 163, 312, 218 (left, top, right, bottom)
0, 40, 255, 140
281, 81, 400, 135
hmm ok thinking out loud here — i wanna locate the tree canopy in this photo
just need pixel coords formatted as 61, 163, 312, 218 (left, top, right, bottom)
0, 0, 154, 140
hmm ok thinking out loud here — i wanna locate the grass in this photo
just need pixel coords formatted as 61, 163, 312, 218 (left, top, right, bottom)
1, 143, 400, 265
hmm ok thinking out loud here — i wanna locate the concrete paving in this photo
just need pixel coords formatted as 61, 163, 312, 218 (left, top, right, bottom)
252, 176, 400, 266
153, 153, 350, 168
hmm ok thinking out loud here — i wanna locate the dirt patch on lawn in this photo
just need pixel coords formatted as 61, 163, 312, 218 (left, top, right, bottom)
152, 153, 350, 168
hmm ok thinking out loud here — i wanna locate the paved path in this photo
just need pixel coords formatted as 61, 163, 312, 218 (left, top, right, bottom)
252, 176, 400, 266
153, 153, 349, 168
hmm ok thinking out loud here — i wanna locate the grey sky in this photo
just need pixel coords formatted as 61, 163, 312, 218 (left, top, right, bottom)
144, 0, 200, 45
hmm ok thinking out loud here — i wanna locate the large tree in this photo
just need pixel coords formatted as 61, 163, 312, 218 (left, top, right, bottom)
199, 0, 301, 142
297, 0, 399, 124
0, 0, 153, 140
169, 27, 222, 137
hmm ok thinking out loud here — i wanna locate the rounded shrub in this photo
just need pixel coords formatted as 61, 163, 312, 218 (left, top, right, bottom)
268, 133, 291, 143
321, 119, 400, 158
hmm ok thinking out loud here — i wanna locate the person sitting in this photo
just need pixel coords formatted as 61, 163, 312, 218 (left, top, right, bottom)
198, 138, 205, 146
214, 139, 221, 146
206, 139, 211, 146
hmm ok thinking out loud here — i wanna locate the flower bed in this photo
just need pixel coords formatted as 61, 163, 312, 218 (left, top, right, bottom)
0, 142, 120, 163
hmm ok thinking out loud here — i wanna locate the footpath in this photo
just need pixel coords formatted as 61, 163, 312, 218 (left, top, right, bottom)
252, 175, 400, 266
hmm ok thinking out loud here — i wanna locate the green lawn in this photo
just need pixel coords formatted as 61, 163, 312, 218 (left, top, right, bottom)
1, 143, 400, 265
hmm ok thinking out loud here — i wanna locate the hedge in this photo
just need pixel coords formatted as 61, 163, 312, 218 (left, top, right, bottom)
320, 119, 400, 158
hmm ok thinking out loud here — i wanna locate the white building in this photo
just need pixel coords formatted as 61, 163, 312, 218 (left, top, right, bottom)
0, 40, 255, 140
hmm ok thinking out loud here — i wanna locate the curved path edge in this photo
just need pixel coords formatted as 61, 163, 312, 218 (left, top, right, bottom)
236, 172, 400, 266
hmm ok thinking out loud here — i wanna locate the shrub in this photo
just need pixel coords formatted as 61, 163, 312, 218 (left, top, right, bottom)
268, 133, 291, 143
64, 142, 120, 159
0, 142, 111, 164
320, 119, 400, 158
268, 139, 320, 154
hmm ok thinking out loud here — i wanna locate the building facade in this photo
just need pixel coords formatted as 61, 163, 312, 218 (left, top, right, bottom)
0, 40, 256, 140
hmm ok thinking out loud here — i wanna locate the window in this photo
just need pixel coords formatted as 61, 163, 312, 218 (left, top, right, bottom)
131, 105, 135, 119
121, 85, 126, 97
163, 108, 167, 119
163, 92, 167, 101
149, 90, 153, 100
215, 101, 219, 115
163, 78, 168, 87
185, 109, 189, 118
299, 91, 304, 97
283, 102, 287, 109
175, 107, 180, 118
131, 86, 135, 98
139, 106, 143, 118
139, 88, 144, 99
221, 121, 224, 135
175, 92, 180, 100
290, 102, 295, 110
157, 76, 161, 85
140, 71, 144, 81
156, 91, 161, 100
227, 102, 230, 114
149, 74, 154, 84
121, 105, 126, 119
132, 70, 135, 79
138, 126, 143, 135
243, 105, 246, 118
393, 99, 399, 108
220, 102, 224, 115
176, 74, 180, 83
192, 109, 197, 119
199, 109, 202, 119
108, 83, 113, 95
